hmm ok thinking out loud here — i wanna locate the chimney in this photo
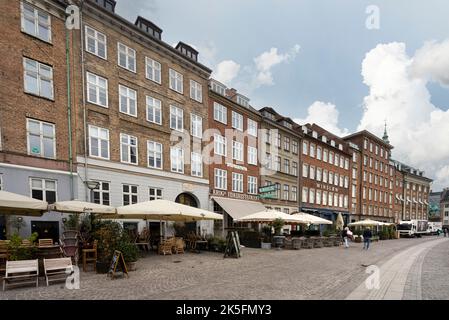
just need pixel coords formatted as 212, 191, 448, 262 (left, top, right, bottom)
226, 88, 238, 101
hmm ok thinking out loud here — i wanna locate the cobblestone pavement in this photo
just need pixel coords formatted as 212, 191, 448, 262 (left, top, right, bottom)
0, 236, 445, 300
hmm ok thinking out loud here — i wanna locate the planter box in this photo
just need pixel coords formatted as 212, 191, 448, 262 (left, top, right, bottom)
127, 261, 137, 271
261, 242, 271, 249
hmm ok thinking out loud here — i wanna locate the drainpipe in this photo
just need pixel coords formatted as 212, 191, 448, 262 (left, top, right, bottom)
66, 21, 74, 200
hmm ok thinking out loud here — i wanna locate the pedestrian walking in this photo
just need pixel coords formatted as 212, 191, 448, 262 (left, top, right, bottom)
342, 227, 349, 248
444, 228, 447, 237
363, 227, 372, 250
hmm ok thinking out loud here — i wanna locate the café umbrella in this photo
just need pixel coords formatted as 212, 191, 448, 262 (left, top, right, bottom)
48, 200, 116, 215
0, 190, 48, 216
234, 210, 307, 224
291, 212, 333, 225
348, 219, 384, 227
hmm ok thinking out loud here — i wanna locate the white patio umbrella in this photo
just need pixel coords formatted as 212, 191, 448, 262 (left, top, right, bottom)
234, 209, 307, 224
48, 200, 116, 215
348, 219, 384, 227
335, 212, 345, 230
0, 190, 48, 216
292, 212, 333, 225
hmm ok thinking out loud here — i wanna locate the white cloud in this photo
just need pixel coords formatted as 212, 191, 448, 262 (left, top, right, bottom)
253, 44, 300, 87
213, 60, 241, 86
357, 41, 449, 189
294, 101, 349, 137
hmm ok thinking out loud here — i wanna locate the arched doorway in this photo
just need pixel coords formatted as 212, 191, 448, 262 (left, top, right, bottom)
175, 193, 199, 234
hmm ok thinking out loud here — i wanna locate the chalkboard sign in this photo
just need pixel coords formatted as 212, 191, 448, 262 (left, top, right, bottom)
224, 231, 241, 259
107, 250, 129, 279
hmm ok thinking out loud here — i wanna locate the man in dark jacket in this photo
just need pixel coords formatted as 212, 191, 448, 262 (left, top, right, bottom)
363, 227, 372, 250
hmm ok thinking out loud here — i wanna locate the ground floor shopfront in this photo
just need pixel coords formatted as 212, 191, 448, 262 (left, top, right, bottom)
299, 206, 350, 232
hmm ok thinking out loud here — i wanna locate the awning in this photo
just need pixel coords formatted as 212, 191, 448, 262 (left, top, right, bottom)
212, 197, 266, 220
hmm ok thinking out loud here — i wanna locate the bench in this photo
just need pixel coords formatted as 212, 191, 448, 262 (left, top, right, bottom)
39, 239, 54, 248
3, 259, 39, 291
43, 258, 73, 286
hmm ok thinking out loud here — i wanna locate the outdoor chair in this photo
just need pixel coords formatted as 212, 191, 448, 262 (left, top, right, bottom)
301, 238, 314, 249
62, 230, 79, 240
173, 237, 185, 254
283, 238, 293, 249
3, 259, 39, 291
158, 238, 175, 255
62, 245, 79, 266
136, 228, 151, 252
292, 238, 302, 250
0, 240, 9, 276
43, 257, 73, 286
21, 239, 32, 247
62, 238, 78, 247
82, 240, 97, 272
323, 237, 333, 247
38, 239, 54, 248
312, 237, 323, 248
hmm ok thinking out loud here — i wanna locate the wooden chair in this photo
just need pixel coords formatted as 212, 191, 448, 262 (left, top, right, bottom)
43, 258, 73, 286
38, 239, 54, 248
0, 240, 10, 276
62, 230, 78, 240
158, 238, 174, 255
174, 238, 185, 254
3, 259, 39, 291
82, 240, 97, 272
136, 228, 151, 252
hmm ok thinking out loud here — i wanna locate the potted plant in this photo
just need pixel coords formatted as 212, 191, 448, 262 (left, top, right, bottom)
8, 232, 38, 260
93, 221, 123, 274
117, 233, 139, 271
261, 225, 272, 249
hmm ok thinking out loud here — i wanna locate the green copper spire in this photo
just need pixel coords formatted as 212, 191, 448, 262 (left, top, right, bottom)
382, 120, 390, 144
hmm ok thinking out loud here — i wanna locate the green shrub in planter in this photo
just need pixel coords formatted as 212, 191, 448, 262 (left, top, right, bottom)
8, 232, 38, 260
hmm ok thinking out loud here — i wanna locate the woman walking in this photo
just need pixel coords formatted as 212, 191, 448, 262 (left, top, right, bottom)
363, 227, 372, 250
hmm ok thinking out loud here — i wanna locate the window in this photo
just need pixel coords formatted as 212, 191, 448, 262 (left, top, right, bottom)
147, 141, 162, 169
92, 181, 110, 205
283, 185, 289, 201
334, 173, 339, 186
85, 26, 106, 59
340, 156, 344, 168
363, 155, 368, 166
334, 194, 339, 207
284, 137, 290, 151
23, 58, 53, 99
27, 119, 55, 158
123, 184, 138, 205
265, 129, 271, 144
363, 187, 366, 199
291, 186, 297, 202
30, 178, 56, 203
316, 190, 321, 205
328, 192, 333, 206
211, 81, 226, 96
214, 134, 227, 156
248, 176, 257, 195
375, 145, 379, 155
292, 162, 298, 176
170, 105, 183, 131
232, 111, 243, 131
118, 42, 136, 72
232, 141, 244, 161
323, 169, 328, 183
309, 189, 315, 204
232, 173, 243, 193
334, 154, 339, 167
317, 147, 322, 160
344, 176, 349, 188
274, 156, 281, 171
169, 69, 183, 94
213, 102, 227, 124
369, 157, 373, 168
284, 159, 290, 174
191, 152, 203, 177
119, 85, 137, 117
248, 146, 257, 165
364, 139, 368, 149
247, 119, 258, 137
316, 168, 322, 181
329, 172, 334, 185
352, 153, 357, 163
86, 72, 108, 107
344, 195, 348, 208
380, 148, 384, 157
89, 125, 109, 159
146, 96, 162, 125
120, 133, 138, 165
322, 191, 327, 206
275, 133, 281, 148
190, 114, 203, 139
215, 169, 227, 190
190, 80, 202, 102
145, 57, 161, 84
353, 168, 357, 179
340, 175, 344, 187
0, 175, 3, 190
302, 187, 308, 203
21, 2, 51, 42
292, 140, 298, 154
303, 141, 308, 155
345, 158, 349, 170
170, 147, 184, 173
310, 166, 315, 180
369, 142, 373, 153
329, 152, 334, 164
149, 187, 162, 201
310, 144, 315, 158
302, 164, 308, 178
352, 184, 357, 198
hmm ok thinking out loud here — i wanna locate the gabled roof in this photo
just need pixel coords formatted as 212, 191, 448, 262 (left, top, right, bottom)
343, 130, 394, 149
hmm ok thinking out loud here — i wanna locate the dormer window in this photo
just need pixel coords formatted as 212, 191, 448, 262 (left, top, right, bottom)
312, 131, 318, 138
135, 16, 162, 41
263, 111, 275, 120
330, 140, 336, 147
283, 121, 292, 129
322, 135, 327, 143
338, 144, 343, 150
175, 42, 198, 62
236, 95, 249, 107
210, 80, 226, 96
302, 126, 308, 134
93, 0, 116, 12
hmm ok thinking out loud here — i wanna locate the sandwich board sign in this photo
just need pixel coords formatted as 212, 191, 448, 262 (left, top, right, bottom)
107, 250, 129, 279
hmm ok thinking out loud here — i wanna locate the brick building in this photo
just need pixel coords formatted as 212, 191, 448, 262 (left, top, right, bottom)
0, 0, 75, 240
392, 160, 432, 222
71, 0, 213, 235
208, 80, 265, 235
258, 108, 301, 214
299, 124, 351, 225
441, 189, 449, 228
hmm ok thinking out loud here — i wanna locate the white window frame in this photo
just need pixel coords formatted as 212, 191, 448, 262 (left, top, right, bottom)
147, 140, 163, 169
190, 80, 202, 103
214, 134, 227, 156
120, 133, 138, 165
190, 114, 203, 139
122, 184, 138, 205
169, 68, 183, 94
30, 178, 57, 203
149, 187, 163, 201
145, 57, 161, 84
146, 96, 162, 125
248, 176, 258, 195
86, 72, 108, 107
248, 146, 257, 165
117, 42, 136, 72
213, 102, 227, 124
232, 141, 244, 161
119, 85, 137, 117
232, 173, 244, 193
23, 58, 54, 99
92, 181, 110, 205
191, 152, 203, 177
170, 147, 184, 173
27, 118, 56, 159
170, 105, 184, 132
215, 168, 227, 190
232, 111, 243, 131
21, 2, 52, 42
84, 25, 107, 59
247, 119, 258, 137
88, 125, 110, 159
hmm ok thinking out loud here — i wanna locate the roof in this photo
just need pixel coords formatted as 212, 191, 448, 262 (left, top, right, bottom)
442, 189, 449, 203
343, 130, 394, 149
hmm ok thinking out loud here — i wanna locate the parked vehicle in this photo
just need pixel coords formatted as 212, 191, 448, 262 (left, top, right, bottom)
427, 222, 442, 235
397, 220, 428, 237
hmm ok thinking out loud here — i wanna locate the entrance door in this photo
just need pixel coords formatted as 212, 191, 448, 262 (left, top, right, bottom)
31, 221, 59, 242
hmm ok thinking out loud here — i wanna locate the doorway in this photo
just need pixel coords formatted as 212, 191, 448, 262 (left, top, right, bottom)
31, 221, 59, 242
175, 193, 199, 233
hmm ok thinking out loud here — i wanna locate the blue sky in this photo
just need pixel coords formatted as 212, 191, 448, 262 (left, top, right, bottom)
115, 0, 449, 188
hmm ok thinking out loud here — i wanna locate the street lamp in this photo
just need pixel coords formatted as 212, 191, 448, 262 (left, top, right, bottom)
85, 180, 100, 190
